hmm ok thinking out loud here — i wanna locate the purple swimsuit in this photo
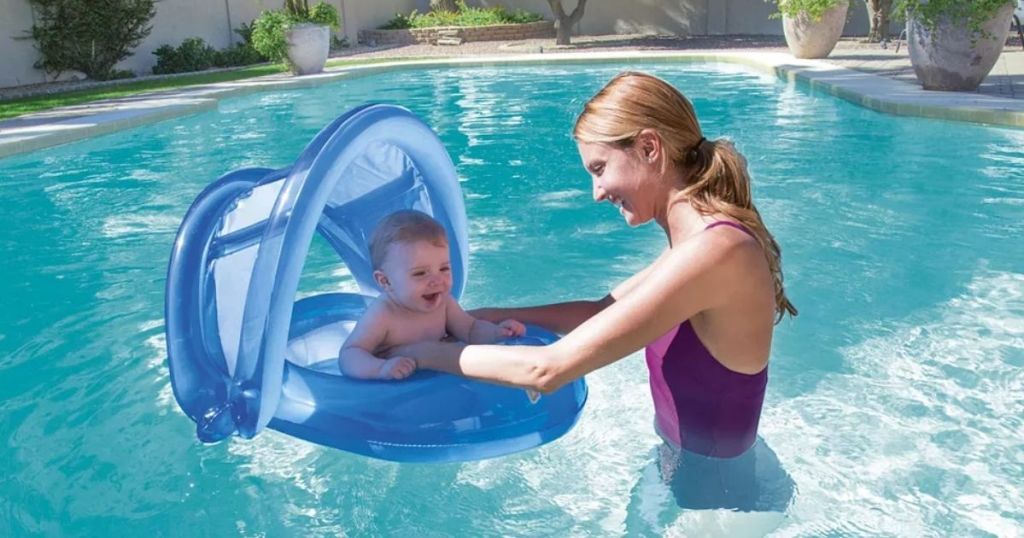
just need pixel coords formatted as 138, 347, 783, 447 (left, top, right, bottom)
645, 221, 767, 458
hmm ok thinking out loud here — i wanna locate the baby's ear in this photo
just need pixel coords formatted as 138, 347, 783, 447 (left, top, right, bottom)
373, 270, 389, 289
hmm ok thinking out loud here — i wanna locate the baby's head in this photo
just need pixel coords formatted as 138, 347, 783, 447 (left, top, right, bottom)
369, 210, 452, 312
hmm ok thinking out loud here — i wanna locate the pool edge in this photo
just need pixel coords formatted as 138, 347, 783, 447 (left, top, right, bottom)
2, 50, 1022, 159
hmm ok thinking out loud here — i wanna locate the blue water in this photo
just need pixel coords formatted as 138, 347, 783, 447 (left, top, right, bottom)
2, 63, 1023, 536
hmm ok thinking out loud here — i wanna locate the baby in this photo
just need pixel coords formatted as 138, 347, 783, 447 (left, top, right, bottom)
339, 209, 526, 380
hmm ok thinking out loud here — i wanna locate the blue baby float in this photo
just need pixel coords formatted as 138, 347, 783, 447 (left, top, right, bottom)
165, 104, 587, 462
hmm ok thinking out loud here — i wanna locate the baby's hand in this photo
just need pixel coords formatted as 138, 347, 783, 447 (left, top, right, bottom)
498, 319, 526, 338
378, 356, 417, 380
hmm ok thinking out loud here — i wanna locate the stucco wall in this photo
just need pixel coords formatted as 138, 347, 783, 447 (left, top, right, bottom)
0, 0, 379, 89
474, 0, 878, 37
342, 0, 417, 41
1, 0, 45, 88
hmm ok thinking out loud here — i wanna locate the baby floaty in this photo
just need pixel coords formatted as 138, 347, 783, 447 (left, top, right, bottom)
165, 104, 587, 462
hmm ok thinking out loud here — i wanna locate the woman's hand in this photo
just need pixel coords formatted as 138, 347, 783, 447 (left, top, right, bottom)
385, 340, 557, 393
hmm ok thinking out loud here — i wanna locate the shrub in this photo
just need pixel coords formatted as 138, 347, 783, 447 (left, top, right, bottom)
251, 1, 341, 65
153, 34, 267, 76
234, 21, 258, 47
894, 0, 1013, 36
153, 38, 217, 75
251, 11, 293, 64
215, 43, 266, 67
28, 0, 157, 80
767, 0, 847, 21
381, 1, 543, 29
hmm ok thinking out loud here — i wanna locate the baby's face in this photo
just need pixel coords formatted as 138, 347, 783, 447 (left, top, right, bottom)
379, 239, 452, 313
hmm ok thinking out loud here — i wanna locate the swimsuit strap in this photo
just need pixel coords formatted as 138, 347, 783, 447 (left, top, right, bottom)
704, 220, 754, 238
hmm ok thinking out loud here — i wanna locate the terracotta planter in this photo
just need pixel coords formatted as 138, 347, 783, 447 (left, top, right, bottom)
782, 1, 849, 59
906, 3, 1014, 91
286, 23, 330, 76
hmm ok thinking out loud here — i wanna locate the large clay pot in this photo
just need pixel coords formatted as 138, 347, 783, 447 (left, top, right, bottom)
286, 23, 330, 76
782, 1, 849, 59
907, 3, 1014, 91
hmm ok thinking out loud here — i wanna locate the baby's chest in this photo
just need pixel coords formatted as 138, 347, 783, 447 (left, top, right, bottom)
383, 314, 447, 347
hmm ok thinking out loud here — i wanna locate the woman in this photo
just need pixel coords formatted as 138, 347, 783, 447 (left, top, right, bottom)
392, 71, 797, 464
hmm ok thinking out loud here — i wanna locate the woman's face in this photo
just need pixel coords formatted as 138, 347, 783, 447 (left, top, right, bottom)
577, 140, 656, 227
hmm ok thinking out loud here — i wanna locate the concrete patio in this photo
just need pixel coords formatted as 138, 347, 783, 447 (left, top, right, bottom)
2, 35, 1024, 160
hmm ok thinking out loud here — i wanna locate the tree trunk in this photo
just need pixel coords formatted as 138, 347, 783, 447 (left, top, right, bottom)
546, 0, 588, 45
865, 0, 893, 43
430, 0, 459, 12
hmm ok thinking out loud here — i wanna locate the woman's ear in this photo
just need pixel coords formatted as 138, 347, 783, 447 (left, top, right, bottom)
636, 129, 661, 164
373, 270, 389, 289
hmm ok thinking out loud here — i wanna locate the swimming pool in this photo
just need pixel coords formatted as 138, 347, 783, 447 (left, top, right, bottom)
1, 62, 1021, 536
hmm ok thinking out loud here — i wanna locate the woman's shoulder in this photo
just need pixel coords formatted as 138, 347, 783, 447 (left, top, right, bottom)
655, 221, 770, 310
670, 220, 762, 271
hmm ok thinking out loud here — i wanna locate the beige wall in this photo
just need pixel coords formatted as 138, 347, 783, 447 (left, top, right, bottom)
476, 0, 877, 36
1, 0, 882, 89
1, 0, 45, 88
341, 0, 417, 42
0, 0, 369, 89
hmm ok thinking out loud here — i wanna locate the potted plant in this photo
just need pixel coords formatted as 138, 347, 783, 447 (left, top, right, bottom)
898, 0, 1015, 91
252, 0, 340, 76
770, 0, 850, 59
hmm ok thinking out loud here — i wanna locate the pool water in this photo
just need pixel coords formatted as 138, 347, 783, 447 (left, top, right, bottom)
1, 63, 1022, 536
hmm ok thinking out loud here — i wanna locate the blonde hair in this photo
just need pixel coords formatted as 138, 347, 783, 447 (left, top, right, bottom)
369, 210, 448, 269
574, 71, 797, 321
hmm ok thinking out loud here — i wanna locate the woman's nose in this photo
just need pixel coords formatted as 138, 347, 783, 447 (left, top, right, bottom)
593, 183, 606, 202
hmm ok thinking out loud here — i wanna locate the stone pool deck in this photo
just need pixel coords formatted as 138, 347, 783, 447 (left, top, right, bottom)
2, 35, 1024, 159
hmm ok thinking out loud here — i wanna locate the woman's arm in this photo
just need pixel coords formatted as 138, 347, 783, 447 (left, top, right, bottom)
445, 295, 506, 344
399, 238, 748, 392
469, 300, 611, 336
470, 248, 672, 334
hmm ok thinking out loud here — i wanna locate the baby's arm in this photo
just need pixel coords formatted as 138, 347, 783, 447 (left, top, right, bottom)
446, 296, 526, 344
339, 305, 416, 380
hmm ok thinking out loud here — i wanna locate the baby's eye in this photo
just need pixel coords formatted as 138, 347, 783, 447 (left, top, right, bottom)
440, 266, 451, 272
412, 271, 426, 277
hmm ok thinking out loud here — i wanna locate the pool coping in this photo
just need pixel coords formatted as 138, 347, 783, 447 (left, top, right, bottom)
2, 50, 1023, 159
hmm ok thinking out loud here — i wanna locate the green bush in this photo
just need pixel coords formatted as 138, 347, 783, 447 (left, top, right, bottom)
216, 43, 266, 67
251, 11, 293, 64
153, 38, 217, 74
152, 37, 266, 75
307, 2, 341, 26
767, 0, 847, 21
381, 1, 543, 29
251, 1, 341, 65
894, 0, 1013, 36
234, 21, 258, 46
28, 0, 157, 80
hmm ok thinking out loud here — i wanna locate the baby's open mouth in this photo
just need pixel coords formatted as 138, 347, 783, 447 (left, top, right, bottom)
422, 292, 441, 302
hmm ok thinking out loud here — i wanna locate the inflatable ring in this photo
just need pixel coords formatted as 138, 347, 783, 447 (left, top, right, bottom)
165, 104, 588, 462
